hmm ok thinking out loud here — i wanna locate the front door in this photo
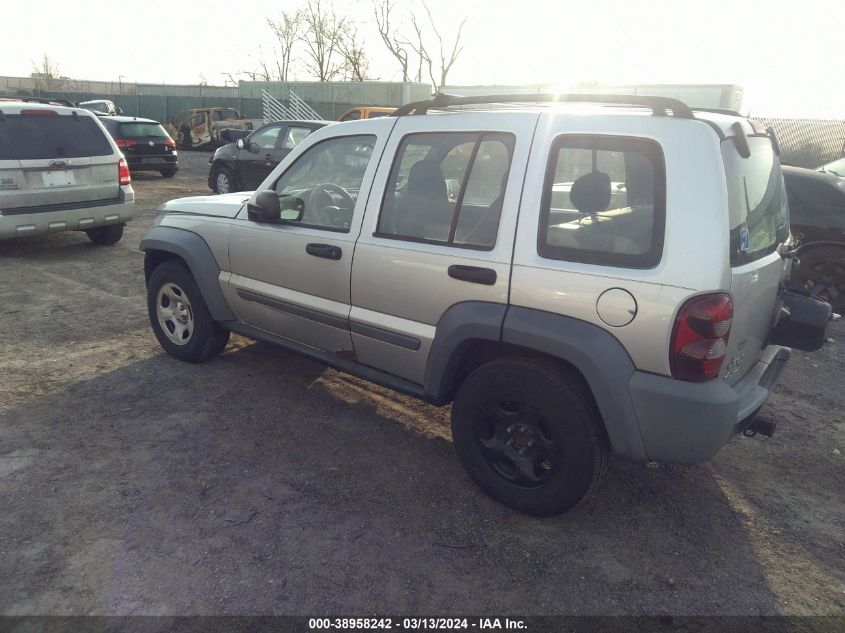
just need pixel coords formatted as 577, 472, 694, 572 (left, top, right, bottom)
237, 123, 284, 190
225, 125, 391, 354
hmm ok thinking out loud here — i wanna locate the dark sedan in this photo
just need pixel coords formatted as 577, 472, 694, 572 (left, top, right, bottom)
783, 165, 845, 312
207, 120, 328, 194
99, 116, 178, 177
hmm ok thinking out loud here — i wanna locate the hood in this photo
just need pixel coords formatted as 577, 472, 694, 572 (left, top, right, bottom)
157, 192, 252, 218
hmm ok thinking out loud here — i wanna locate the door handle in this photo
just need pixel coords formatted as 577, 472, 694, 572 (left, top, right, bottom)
448, 265, 497, 285
306, 243, 342, 260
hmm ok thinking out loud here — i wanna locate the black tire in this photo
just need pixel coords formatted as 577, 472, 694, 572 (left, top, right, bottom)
160, 168, 177, 178
85, 224, 124, 245
146, 260, 230, 363
451, 356, 609, 516
211, 165, 237, 194
791, 245, 845, 313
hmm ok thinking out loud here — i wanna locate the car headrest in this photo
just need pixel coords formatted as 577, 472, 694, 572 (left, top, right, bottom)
570, 171, 611, 214
407, 160, 447, 199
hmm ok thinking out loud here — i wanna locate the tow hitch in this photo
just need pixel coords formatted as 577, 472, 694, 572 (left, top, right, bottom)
743, 416, 777, 438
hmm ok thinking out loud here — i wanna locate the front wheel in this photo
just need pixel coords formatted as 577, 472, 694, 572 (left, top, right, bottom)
85, 224, 124, 245
147, 260, 230, 363
451, 356, 609, 516
211, 166, 236, 194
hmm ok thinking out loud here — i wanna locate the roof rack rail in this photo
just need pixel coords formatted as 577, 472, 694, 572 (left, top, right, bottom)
393, 92, 695, 119
692, 107, 744, 116
14, 96, 76, 107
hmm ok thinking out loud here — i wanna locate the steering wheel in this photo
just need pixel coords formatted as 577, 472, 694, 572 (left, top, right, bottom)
309, 183, 355, 228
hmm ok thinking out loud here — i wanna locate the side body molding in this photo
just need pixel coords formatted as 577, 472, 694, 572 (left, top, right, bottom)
140, 225, 235, 322
501, 307, 647, 461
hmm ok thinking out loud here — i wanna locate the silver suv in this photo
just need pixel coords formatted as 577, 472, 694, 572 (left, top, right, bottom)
141, 94, 829, 516
0, 101, 135, 244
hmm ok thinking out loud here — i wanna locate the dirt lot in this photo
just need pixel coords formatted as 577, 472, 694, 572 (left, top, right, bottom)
0, 150, 843, 616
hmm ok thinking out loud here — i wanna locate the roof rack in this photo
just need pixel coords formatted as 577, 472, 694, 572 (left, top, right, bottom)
393, 93, 695, 119
692, 107, 743, 117
4, 96, 76, 107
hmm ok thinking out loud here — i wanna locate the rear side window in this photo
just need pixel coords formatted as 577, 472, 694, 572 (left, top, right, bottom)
722, 137, 789, 266
118, 122, 168, 138
539, 135, 666, 268
0, 114, 113, 160
377, 132, 515, 250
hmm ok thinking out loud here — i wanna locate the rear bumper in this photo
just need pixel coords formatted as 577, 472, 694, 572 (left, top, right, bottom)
0, 190, 136, 240
126, 155, 178, 171
629, 345, 791, 464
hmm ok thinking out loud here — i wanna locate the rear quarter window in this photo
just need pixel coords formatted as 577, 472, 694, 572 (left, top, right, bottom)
722, 137, 789, 266
0, 114, 113, 160
538, 135, 666, 268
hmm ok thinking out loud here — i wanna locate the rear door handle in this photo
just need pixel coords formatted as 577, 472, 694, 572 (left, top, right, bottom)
448, 265, 497, 285
306, 243, 342, 260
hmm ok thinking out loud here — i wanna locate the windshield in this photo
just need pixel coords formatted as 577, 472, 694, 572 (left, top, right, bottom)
119, 122, 169, 138
79, 102, 111, 114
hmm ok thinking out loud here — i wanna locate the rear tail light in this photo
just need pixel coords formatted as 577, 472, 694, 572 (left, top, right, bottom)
115, 138, 137, 148
670, 293, 733, 382
164, 138, 176, 148
118, 158, 131, 186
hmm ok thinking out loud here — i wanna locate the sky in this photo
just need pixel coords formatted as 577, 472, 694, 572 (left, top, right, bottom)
3, 0, 842, 117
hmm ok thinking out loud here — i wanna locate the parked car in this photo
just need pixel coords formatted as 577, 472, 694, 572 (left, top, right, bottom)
77, 99, 122, 116
99, 116, 178, 178
141, 93, 829, 516
0, 101, 135, 244
338, 107, 395, 122
817, 156, 845, 178
165, 108, 263, 149
782, 165, 845, 312
207, 120, 327, 194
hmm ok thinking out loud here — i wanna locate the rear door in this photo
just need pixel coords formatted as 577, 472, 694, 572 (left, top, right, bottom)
0, 109, 118, 211
350, 113, 536, 384
722, 132, 791, 384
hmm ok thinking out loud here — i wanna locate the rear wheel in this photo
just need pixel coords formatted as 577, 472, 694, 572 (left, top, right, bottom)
212, 166, 236, 194
85, 224, 124, 245
160, 168, 177, 178
451, 356, 609, 516
147, 260, 230, 363
792, 245, 845, 313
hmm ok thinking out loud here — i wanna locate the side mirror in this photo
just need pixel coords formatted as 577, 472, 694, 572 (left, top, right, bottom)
115, 107, 123, 115
247, 190, 281, 222
236, 138, 245, 150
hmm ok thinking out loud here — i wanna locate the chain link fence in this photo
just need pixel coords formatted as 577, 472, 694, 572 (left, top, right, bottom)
754, 117, 845, 169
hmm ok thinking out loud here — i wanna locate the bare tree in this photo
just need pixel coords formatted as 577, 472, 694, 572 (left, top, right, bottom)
300, 0, 346, 82
30, 54, 62, 92
374, 0, 410, 82
410, 1, 466, 91
339, 25, 371, 82
267, 10, 303, 82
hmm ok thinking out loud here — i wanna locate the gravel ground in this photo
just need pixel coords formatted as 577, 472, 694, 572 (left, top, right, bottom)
0, 150, 843, 616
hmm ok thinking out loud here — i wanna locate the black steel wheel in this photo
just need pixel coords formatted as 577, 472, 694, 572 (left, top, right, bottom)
451, 356, 609, 516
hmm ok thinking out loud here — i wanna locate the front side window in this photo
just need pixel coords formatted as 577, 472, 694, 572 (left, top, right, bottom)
249, 125, 282, 150
281, 126, 313, 150
722, 136, 789, 266
272, 135, 376, 232
539, 135, 665, 268
377, 132, 514, 250
189, 113, 207, 128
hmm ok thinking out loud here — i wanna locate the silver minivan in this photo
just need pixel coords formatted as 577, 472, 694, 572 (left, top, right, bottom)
0, 101, 135, 244
140, 94, 830, 515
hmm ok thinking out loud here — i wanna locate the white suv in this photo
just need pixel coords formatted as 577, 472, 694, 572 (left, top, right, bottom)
140, 94, 830, 515
0, 101, 135, 244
